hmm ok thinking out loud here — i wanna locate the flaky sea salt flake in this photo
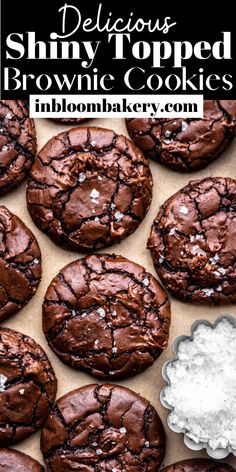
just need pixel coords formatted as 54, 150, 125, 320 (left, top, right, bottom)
119, 427, 127, 434
90, 189, 100, 200
210, 254, 219, 265
0, 374, 7, 392
78, 172, 86, 183
143, 277, 149, 287
202, 288, 214, 296
179, 206, 189, 215
181, 121, 189, 132
97, 308, 106, 318
114, 211, 124, 222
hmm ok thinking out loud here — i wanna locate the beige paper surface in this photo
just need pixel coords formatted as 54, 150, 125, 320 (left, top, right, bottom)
2, 117, 236, 468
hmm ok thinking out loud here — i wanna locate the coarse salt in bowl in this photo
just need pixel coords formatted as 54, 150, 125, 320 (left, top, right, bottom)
160, 315, 236, 459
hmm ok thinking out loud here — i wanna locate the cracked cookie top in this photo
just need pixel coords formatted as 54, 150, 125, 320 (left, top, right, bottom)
26, 126, 153, 251
41, 383, 165, 472
0, 448, 44, 472
0, 327, 57, 445
148, 177, 236, 304
126, 100, 236, 172
0, 100, 37, 194
43, 254, 170, 379
0, 205, 42, 322
161, 459, 236, 472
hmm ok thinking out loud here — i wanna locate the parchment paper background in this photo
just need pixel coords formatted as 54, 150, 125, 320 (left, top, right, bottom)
2, 117, 236, 468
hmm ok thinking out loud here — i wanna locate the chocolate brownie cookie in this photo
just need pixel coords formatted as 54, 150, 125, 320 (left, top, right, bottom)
27, 126, 153, 251
0, 100, 37, 194
162, 459, 236, 472
148, 177, 236, 304
43, 254, 170, 379
0, 327, 57, 445
126, 101, 236, 172
0, 448, 44, 472
0, 205, 42, 322
41, 383, 165, 472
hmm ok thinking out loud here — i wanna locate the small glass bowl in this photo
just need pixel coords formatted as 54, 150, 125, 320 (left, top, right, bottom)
160, 314, 236, 460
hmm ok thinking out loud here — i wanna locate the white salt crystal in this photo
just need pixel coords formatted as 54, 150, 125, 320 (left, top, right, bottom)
195, 234, 204, 240
119, 427, 127, 433
164, 318, 236, 451
142, 277, 149, 287
210, 254, 219, 265
181, 121, 189, 132
0, 374, 7, 392
202, 288, 214, 296
179, 206, 189, 215
114, 211, 123, 222
78, 173, 86, 183
90, 189, 100, 199
97, 308, 105, 318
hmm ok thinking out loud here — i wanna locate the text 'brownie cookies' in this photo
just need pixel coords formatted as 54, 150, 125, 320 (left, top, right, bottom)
41, 384, 165, 472
126, 101, 236, 172
43, 254, 170, 379
148, 177, 236, 304
27, 127, 153, 251
0, 448, 44, 472
0, 100, 37, 194
162, 459, 236, 472
0, 327, 57, 445
0, 205, 42, 322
